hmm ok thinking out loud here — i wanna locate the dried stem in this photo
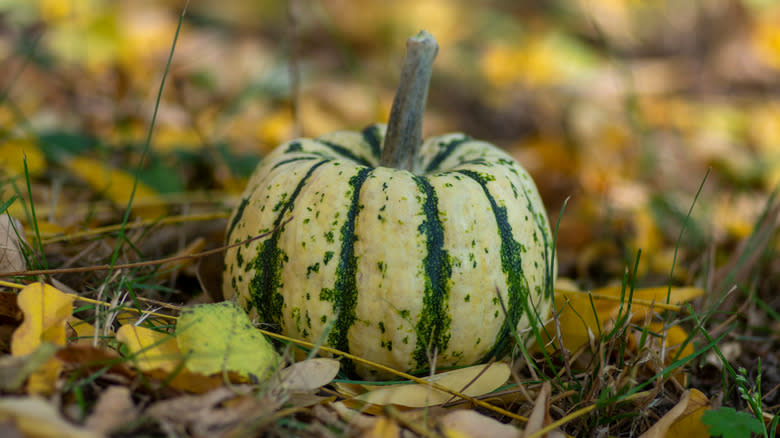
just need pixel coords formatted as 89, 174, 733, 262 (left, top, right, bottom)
380, 30, 438, 172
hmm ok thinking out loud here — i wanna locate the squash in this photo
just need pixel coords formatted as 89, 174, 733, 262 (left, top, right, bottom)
223, 31, 555, 378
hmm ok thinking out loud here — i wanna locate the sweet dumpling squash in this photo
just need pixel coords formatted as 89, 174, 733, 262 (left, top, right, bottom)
223, 31, 556, 378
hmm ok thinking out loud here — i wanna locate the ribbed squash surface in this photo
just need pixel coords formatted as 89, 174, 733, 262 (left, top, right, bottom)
223, 124, 555, 378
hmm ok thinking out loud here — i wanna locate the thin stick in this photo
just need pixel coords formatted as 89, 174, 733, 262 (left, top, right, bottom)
0, 217, 291, 278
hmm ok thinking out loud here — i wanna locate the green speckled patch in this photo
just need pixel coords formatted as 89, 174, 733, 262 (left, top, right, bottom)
410, 176, 452, 370
248, 159, 328, 329
457, 169, 530, 362
321, 167, 373, 376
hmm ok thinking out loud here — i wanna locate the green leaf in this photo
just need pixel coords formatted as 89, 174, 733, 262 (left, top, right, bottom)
702, 407, 764, 438
176, 301, 281, 382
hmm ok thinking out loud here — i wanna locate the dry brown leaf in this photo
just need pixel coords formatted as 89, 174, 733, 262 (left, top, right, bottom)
0, 215, 26, 274
56, 344, 134, 379
524, 381, 551, 435
520, 382, 566, 438
0, 397, 99, 438
146, 386, 280, 438
278, 358, 340, 393
353, 362, 510, 408
639, 389, 711, 438
84, 386, 137, 435
439, 409, 520, 438
158, 236, 206, 276
0, 290, 21, 320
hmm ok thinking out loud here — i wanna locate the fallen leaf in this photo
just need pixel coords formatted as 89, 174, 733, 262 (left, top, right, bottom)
84, 386, 137, 435
11, 282, 74, 395
0, 215, 27, 274
116, 323, 227, 393
0, 290, 22, 320
278, 358, 340, 393
666, 389, 711, 437
116, 324, 181, 372
146, 386, 280, 438
55, 344, 135, 379
353, 362, 510, 408
629, 322, 695, 385
64, 156, 167, 219
639, 389, 710, 438
0, 396, 99, 438
524, 382, 551, 436
363, 416, 402, 438
439, 409, 520, 438
67, 316, 101, 346
176, 301, 281, 381
0, 138, 46, 177
0, 343, 58, 391
543, 286, 703, 353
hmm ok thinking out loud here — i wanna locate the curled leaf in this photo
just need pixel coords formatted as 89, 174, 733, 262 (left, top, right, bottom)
354, 362, 510, 408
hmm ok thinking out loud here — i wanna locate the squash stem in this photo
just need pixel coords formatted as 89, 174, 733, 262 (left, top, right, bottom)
380, 30, 439, 172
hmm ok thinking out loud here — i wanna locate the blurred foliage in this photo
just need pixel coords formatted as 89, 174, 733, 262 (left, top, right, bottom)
0, 0, 779, 284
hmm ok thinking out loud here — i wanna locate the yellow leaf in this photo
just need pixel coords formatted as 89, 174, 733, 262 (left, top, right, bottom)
544, 286, 703, 353
68, 316, 100, 346
439, 410, 519, 438
11, 282, 74, 395
0, 138, 46, 177
363, 416, 402, 438
257, 108, 294, 150
640, 389, 710, 438
175, 301, 280, 381
481, 32, 598, 89
619, 286, 703, 322
646, 322, 694, 359
64, 156, 166, 219
630, 322, 694, 385
112, 325, 224, 393
543, 289, 602, 353
354, 362, 510, 408
753, 12, 780, 70
116, 324, 180, 372
152, 126, 203, 152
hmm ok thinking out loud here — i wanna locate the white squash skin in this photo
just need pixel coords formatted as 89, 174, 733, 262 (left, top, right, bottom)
224, 125, 555, 378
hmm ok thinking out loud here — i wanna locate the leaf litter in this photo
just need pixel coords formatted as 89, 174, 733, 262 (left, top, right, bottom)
0, 0, 779, 437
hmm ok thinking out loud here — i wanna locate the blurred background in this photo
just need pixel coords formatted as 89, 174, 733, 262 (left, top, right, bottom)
1, 0, 779, 288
